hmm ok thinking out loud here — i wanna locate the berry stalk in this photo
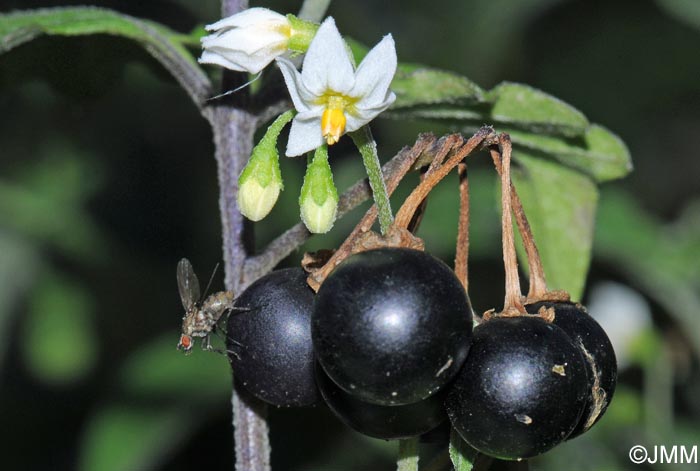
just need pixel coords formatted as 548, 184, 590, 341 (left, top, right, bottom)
454, 162, 470, 292
497, 135, 526, 314
393, 128, 494, 230
305, 135, 436, 290
489, 148, 548, 299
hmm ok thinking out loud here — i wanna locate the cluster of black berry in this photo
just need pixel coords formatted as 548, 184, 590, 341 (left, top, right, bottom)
226, 133, 617, 461
226, 247, 616, 460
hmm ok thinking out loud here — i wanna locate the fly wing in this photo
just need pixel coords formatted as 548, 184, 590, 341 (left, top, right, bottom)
177, 258, 200, 310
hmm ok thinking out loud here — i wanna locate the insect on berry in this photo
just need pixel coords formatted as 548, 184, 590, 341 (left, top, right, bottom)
176, 258, 243, 354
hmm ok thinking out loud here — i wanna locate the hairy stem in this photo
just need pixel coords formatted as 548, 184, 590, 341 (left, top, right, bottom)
205, 2, 271, 471
350, 126, 394, 235
206, 103, 271, 471
397, 438, 419, 471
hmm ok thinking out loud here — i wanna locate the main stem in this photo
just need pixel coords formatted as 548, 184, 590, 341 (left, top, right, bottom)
207, 3, 270, 471
208, 103, 271, 471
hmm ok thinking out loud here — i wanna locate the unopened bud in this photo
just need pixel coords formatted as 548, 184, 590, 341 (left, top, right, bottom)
237, 111, 294, 221
299, 145, 338, 234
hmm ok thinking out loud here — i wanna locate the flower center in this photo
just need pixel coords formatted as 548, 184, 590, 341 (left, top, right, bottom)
321, 95, 348, 145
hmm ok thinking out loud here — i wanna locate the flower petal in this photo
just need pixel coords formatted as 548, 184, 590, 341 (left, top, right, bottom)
202, 27, 287, 56
300, 17, 355, 96
205, 7, 287, 31
351, 34, 397, 108
198, 50, 248, 72
276, 58, 320, 113
200, 31, 287, 74
345, 92, 396, 133
286, 115, 324, 157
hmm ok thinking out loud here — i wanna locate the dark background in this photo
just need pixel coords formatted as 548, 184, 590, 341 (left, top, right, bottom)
0, 0, 698, 469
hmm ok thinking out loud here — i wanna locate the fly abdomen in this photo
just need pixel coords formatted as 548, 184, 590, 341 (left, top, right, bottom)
201, 290, 236, 323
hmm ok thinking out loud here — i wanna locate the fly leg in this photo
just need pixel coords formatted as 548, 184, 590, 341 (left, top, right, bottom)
202, 326, 244, 360
224, 305, 252, 322
201, 334, 235, 357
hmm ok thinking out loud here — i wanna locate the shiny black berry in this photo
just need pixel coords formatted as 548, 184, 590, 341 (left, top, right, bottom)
446, 316, 589, 460
312, 248, 472, 406
315, 364, 447, 440
227, 268, 319, 407
527, 301, 617, 437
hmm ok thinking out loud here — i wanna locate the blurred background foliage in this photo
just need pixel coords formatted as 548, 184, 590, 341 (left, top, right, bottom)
0, 0, 698, 470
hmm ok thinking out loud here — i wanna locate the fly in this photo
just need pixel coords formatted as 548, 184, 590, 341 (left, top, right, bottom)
176, 257, 241, 354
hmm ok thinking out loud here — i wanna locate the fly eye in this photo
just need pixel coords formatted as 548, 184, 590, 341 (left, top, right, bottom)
178, 335, 192, 351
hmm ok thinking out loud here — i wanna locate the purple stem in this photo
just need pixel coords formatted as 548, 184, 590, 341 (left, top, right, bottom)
204, 2, 270, 470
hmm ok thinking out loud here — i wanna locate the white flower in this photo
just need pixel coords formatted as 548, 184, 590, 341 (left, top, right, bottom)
276, 18, 397, 157
199, 8, 292, 74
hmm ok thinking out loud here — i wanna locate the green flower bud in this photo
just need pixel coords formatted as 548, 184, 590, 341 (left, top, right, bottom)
237, 111, 294, 221
299, 145, 338, 234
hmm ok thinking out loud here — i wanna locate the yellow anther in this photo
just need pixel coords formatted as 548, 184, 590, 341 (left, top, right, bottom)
321, 107, 346, 145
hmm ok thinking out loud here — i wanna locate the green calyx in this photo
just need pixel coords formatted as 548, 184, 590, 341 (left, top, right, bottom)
239, 110, 294, 189
299, 144, 339, 233
237, 111, 294, 221
287, 14, 319, 53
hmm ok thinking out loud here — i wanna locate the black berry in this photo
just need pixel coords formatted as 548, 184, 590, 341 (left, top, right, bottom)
315, 364, 447, 440
527, 301, 617, 437
446, 316, 589, 460
227, 268, 319, 407
312, 248, 472, 406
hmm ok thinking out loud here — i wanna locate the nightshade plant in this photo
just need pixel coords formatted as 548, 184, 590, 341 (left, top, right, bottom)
0, 1, 634, 470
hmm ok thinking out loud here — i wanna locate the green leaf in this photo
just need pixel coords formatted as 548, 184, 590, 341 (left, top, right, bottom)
78, 405, 192, 471
487, 82, 589, 136
394, 111, 632, 183
390, 64, 486, 109
479, 124, 632, 183
22, 270, 97, 384
119, 334, 231, 401
346, 38, 485, 109
512, 152, 599, 300
0, 7, 210, 105
385, 105, 485, 122
583, 124, 634, 179
449, 428, 479, 471
392, 81, 592, 138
